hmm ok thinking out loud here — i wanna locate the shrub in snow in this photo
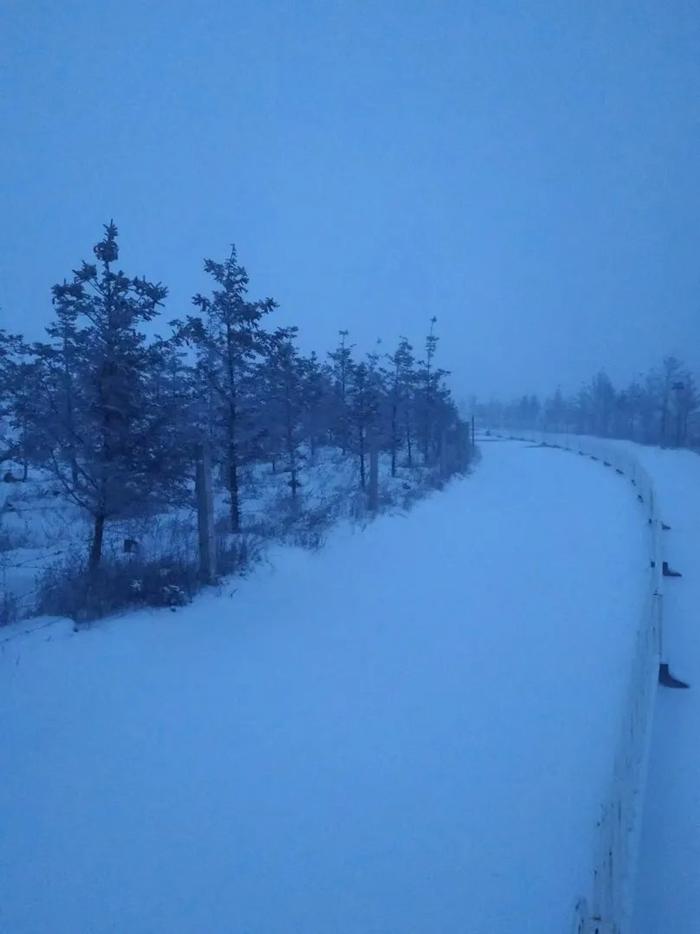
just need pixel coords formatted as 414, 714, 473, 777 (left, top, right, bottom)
37, 554, 201, 622
216, 533, 261, 577
0, 589, 18, 627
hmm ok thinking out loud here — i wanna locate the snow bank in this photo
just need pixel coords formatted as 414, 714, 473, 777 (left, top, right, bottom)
626, 445, 700, 934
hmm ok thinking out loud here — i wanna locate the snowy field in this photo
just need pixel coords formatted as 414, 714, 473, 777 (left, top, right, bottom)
0, 439, 649, 933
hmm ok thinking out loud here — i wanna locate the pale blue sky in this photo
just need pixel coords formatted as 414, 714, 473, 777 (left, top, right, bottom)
2, 0, 699, 399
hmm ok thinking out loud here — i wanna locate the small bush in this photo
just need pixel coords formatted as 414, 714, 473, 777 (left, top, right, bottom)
285, 502, 335, 549
216, 532, 262, 576
0, 590, 19, 627
36, 530, 267, 624
37, 554, 201, 623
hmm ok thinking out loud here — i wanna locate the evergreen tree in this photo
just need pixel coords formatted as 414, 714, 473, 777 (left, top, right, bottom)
588, 371, 616, 436
261, 331, 304, 501
2, 340, 45, 478
34, 221, 168, 572
659, 355, 683, 444
670, 371, 698, 447
327, 330, 354, 453
299, 351, 330, 459
416, 318, 451, 464
0, 329, 28, 465
544, 387, 568, 433
173, 246, 277, 532
389, 337, 418, 469
348, 358, 381, 489
386, 339, 409, 476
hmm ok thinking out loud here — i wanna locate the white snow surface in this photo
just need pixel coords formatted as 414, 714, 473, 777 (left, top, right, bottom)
0, 440, 649, 934
627, 444, 700, 934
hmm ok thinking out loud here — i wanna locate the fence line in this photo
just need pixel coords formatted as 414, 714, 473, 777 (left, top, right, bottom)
496, 430, 661, 934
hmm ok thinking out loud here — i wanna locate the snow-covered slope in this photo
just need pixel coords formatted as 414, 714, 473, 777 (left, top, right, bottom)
0, 440, 648, 933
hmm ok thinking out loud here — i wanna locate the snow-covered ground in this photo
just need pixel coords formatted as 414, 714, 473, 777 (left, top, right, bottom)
0, 439, 648, 933
628, 445, 700, 934
0, 447, 435, 621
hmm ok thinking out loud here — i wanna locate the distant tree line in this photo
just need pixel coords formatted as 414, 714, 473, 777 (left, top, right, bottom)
478, 358, 700, 447
0, 222, 472, 584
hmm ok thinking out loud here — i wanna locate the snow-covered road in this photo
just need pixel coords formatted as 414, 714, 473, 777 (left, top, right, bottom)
0, 440, 649, 934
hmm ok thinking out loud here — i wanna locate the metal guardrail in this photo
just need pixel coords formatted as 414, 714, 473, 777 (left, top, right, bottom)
495, 431, 661, 934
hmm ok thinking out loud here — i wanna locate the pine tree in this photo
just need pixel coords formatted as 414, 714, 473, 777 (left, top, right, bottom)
327, 330, 354, 454
670, 370, 698, 447
34, 221, 168, 573
348, 357, 382, 489
173, 246, 277, 532
2, 341, 45, 478
146, 334, 194, 505
0, 329, 28, 465
261, 331, 304, 501
659, 356, 683, 444
417, 318, 451, 464
299, 351, 330, 459
386, 336, 416, 475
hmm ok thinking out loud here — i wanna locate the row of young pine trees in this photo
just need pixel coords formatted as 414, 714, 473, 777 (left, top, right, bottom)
0, 223, 470, 578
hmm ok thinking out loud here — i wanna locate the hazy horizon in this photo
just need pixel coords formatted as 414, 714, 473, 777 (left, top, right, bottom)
2, 1, 699, 400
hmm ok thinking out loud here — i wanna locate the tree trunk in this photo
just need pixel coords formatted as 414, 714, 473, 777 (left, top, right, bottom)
224, 339, 241, 533
288, 442, 300, 501
359, 428, 366, 489
439, 429, 448, 479
228, 447, 240, 533
196, 442, 217, 584
285, 393, 299, 501
368, 433, 379, 513
660, 392, 670, 444
88, 513, 105, 574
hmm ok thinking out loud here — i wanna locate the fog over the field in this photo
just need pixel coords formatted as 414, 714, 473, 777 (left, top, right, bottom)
2, 1, 699, 399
